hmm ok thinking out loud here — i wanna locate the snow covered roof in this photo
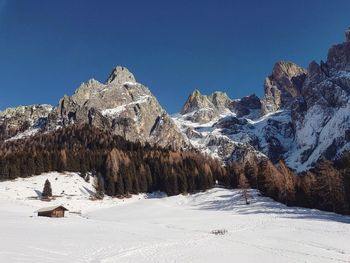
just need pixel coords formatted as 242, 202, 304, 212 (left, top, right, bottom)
35, 205, 68, 213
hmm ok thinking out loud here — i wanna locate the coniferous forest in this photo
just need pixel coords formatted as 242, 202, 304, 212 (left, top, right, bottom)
0, 124, 349, 215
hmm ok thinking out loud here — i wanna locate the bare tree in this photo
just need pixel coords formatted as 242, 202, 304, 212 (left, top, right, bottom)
315, 158, 345, 213
238, 174, 250, 205
278, 160, 296, 205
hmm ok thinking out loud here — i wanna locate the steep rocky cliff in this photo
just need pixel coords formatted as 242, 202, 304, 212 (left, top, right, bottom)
287, 30, 350, 170
180, 90, 232, 123
1, 67, 187, 149
0, 104, 53, 141
261, 61, 307, 115
174, 28, 350, 171
53, 66, 187, 149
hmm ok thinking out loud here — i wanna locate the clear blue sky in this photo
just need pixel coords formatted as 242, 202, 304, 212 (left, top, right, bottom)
0, 0, 349, 113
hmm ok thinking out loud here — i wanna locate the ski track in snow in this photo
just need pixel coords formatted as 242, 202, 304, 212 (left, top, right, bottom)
0, 172, 350, 263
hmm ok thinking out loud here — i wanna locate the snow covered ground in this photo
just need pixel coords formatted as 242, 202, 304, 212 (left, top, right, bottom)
0, 172, 350, 262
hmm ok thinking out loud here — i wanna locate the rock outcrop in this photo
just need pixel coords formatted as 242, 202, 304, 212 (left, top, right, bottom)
51, 66, 187, 149
106, 66, 136, 84
0, 104, 53, 141
229, 94, 261, 118
261, 61, 307, 115
180, 90, 231, 123
288, 29, 350, 170
0, 67, 187, 150
175, 28, 350, 172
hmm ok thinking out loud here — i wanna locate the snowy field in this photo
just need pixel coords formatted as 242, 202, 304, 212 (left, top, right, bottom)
0, 172, 350, 262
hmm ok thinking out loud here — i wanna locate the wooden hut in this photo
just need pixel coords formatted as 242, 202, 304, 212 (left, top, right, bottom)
36, 205, 68, 218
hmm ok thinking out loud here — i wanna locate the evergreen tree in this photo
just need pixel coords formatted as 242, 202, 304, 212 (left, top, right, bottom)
42, 179, 52, 198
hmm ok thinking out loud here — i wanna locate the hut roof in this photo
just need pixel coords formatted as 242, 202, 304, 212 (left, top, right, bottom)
35, 205, 69, 213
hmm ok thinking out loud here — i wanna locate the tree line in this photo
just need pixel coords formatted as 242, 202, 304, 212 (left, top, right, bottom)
232, 154, 350, 214
0, 124, 235, 196
0, 124, 349, 214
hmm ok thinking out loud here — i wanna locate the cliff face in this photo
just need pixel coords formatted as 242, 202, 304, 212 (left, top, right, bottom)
53, 66, 187, 149
174, 28, 350, 171
0, 67, 187, 149
180, 90, 232, 124
0, 104, 53, 141
288, 32, 350, 170
261, 61, 307, 115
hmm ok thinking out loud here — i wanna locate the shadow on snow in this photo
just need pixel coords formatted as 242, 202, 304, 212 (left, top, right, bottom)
194, 188, 350, 224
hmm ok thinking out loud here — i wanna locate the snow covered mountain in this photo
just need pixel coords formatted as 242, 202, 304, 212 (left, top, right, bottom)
173, 29, 350, 172
0, 104, 53, 141
0, 67, 187, 149
49, 66, 187, 149
0, 28, 349, 172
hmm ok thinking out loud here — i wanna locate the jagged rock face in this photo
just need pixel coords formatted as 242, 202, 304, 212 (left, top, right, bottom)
228, 142, 266, 167
181, 90, 212, 114
180, 90, 231, 123
0, 105, 53, 141
209, 91, 232, 112
0, 67, 187, 149
174, 100, 293, 164
50, 67, 187, 149
346, 28, 350, 42
262, 32, 350, 169
175, 28, 350, 172
288, 31, 350, 170
106, 66, 136, 84
327, 33, 350, 72
261, 61, 307, 115
229, 94, 261, 118
147, 113, 188, 149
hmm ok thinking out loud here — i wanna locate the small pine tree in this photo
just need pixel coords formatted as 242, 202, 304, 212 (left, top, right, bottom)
85, 173, 90, 183
42, 179, 52, 198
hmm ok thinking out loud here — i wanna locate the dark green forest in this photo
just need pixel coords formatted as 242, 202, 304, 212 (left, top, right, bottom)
0, 124, 349, 214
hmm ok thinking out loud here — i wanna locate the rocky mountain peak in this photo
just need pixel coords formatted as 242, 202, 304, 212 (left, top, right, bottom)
272, 61, 306, 80
192, 89, 201, 97
326, 29, 350, 72
0, 104, 52, 118
346, 27, 350, 42
48, 66, 187, 150
106, 66, 136, 84
180, 90, 232, 123
180, 89, 212, 115
0, 104, 53, 141
261, 61, 306, 115
209, 91, 231, 111
229, 94, 261, 118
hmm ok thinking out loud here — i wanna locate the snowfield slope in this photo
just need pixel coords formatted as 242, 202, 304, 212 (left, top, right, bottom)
0, 173, 350, 262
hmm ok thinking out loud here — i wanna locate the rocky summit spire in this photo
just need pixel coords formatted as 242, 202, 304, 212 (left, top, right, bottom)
106, 66, 136, 84
180, 89, 209, 114
261, 61, 306, 115
346, 27, 350, 42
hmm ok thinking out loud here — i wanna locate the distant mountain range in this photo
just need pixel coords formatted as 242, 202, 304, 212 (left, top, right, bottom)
1, 28, 350, 173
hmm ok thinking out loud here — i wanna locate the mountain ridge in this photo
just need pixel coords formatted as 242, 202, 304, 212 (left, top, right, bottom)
1, 28, 350, 173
